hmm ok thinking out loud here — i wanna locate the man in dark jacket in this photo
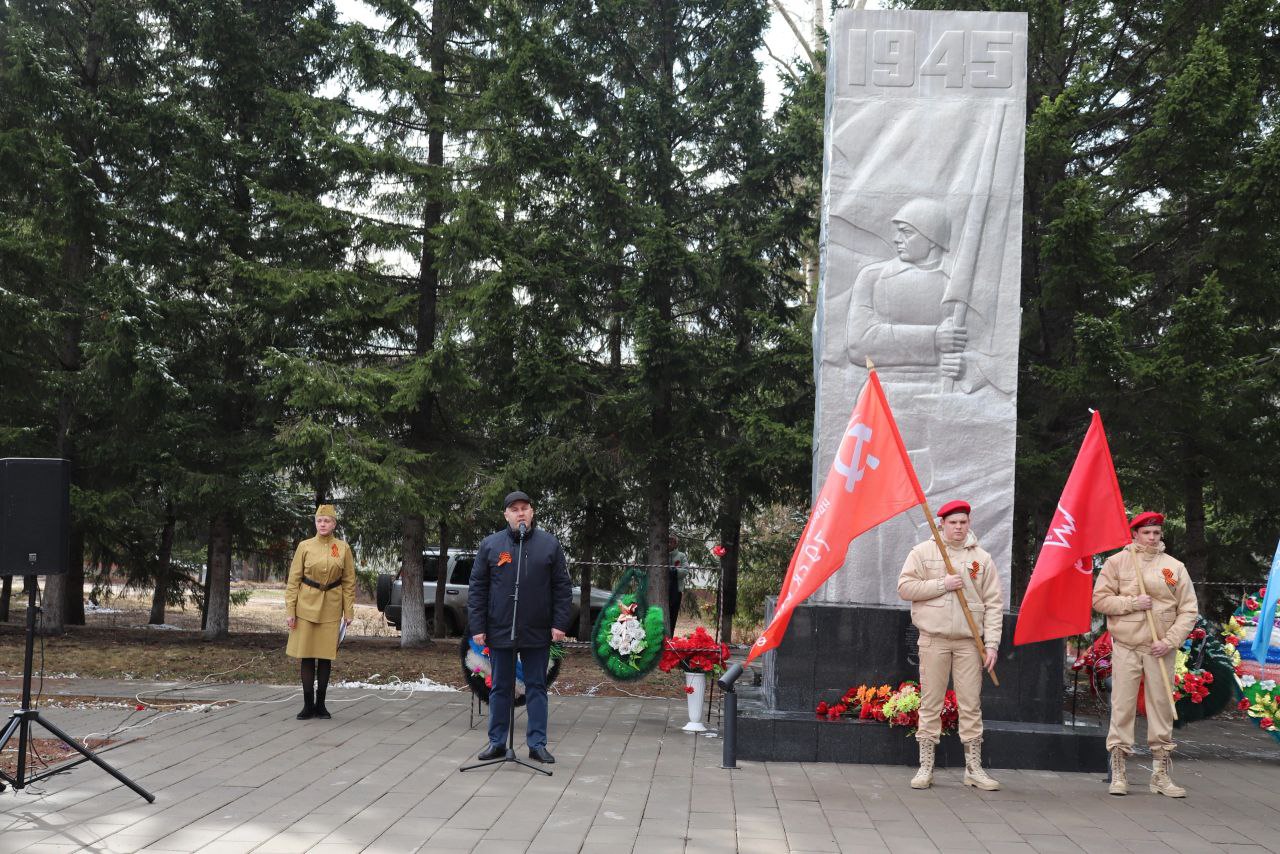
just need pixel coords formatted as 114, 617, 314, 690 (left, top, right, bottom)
468, 491, 573, 763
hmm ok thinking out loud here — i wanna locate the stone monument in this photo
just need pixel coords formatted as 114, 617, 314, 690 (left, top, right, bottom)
815, 9, 1026, 606
739, 9, 1106, 772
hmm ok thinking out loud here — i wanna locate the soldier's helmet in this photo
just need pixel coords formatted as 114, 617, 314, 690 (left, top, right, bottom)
891, 199, 951, 252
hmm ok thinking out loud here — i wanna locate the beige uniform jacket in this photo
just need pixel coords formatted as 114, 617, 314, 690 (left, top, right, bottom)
897, 533, 1003, 647
285, 534, 356, 624
1092, 543, 1197, 649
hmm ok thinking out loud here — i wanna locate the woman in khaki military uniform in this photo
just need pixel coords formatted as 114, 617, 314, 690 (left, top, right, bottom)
1093, 511, 1197, 797
285, 504, 356, 720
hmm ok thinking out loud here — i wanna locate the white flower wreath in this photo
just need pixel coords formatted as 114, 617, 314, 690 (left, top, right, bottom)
608, 616, 648, 656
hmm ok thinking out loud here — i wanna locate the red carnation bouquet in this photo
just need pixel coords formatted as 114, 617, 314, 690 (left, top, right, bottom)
660, 626, 730, 675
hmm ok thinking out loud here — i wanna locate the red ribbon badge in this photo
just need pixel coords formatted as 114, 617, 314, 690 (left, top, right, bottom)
498, 552, 512, 567
969, 560, 980, 581
1162, 567, 1176, 590
331, 543, 339, 558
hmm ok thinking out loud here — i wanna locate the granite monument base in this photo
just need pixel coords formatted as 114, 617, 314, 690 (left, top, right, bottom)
740, 601, 1106, 772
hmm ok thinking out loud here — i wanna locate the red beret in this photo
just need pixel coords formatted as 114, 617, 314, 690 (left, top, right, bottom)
1129, 511, 1164, 529
937, 500, 971, 519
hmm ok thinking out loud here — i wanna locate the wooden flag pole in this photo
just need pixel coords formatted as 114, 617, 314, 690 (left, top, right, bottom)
1130, 554, 1178, 721
921, 504, 1000, 687
863, 357, 996, 685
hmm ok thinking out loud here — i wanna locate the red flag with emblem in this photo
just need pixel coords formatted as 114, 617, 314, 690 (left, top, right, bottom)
747, 370, 926, 664
1014, 411, 1131, 645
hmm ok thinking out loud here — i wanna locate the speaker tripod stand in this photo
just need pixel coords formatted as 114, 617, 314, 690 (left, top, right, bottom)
0, 583, 154, 801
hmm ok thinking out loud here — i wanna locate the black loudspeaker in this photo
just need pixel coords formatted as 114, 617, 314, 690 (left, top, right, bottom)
0, 458, 70, 576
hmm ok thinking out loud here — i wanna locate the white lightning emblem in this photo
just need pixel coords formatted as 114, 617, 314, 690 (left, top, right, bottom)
1042, 505, 1077, 549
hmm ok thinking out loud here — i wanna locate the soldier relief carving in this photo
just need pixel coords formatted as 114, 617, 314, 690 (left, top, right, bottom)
815, 11, 1027, 606
846, 199, 965, 384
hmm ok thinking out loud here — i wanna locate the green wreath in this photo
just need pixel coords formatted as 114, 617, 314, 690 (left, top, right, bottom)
592, 568, 666, 681
1174, 615, 1238, 726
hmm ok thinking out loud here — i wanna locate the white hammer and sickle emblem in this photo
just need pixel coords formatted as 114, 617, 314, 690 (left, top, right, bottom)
833, 422, 879, 492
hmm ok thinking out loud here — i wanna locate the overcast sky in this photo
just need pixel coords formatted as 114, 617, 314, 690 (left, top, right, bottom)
328, 0, 882, 115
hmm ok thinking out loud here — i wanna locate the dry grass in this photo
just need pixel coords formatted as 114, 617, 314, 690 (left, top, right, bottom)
58, 582, 400, 638
0, 583, 692, 699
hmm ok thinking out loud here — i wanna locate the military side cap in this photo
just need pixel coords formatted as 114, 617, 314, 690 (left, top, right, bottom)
504, 490, 532, 509
1130, 511, 1164, 529
315, 504, 338, 519
937, 500, 971, 519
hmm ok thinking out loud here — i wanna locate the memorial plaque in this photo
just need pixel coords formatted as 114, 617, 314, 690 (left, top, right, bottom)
813, 9, 1027, 606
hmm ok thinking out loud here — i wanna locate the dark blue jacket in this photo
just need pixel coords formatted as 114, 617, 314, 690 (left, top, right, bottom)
467, 525, 572, 648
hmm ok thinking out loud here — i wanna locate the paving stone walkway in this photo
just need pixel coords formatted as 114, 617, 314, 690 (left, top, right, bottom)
0, 679, 1277, 853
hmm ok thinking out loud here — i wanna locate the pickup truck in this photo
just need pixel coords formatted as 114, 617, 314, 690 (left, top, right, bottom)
375, 552, 608, 639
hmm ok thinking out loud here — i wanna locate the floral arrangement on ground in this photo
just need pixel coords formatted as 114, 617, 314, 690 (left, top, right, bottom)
1073, 615, 1245, 725
1169, 615, 1241, 725
1233, 586, 1280, 664
659, 626, 730, 675
460, 637, 563, 704
816, 680, 957, 734
1230, 613, 1280, 743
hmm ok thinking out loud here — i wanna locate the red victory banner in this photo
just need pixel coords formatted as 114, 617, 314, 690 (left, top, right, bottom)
747, 368, 925, 664
1014, 411, 1131, 645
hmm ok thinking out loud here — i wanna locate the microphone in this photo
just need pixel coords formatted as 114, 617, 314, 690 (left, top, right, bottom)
518, 522, 527, 539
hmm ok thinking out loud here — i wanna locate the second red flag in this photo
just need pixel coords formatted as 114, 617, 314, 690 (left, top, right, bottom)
1014, 411, 1130, 645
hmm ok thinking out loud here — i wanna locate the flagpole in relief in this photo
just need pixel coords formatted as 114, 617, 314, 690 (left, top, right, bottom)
1130, 554, 1178, 721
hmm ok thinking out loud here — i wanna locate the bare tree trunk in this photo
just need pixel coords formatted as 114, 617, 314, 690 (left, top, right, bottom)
204, 513, 233, 640
433, 519, 450, 638
1183, 469, 1208, 582
200, 533, 213, 630
0, 575, 11, 622
40, 574, 65, 635
717, 490, 743, 644
644, 0, 677, 625
395, 0, 448, 649
646, 485, 671, 620
578, 504, 598, 641
400, 512, 430, 647
149, 507, 176, 625
64, 527, 85, 625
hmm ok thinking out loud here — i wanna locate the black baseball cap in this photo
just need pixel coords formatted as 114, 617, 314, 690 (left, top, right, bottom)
503, 490, 532, 509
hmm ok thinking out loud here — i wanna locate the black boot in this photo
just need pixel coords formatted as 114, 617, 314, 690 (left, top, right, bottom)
314, 658, 332, 719
297, 658, 315, 719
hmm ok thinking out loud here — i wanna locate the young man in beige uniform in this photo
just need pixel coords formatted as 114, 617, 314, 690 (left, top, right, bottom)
1092, 511, 1198, 797
897, 501, 1003, 790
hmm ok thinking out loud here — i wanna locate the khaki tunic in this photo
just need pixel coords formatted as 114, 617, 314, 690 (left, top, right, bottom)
1092, 543, 1198, 753
898, 533, 1004, 742
285, 534, 356, 660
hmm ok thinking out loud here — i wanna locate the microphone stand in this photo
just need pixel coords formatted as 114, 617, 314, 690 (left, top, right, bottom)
460, 523, 551, 776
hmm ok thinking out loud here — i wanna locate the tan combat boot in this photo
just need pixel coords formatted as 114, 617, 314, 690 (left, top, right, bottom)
962, 738, 1001, 791
1108, 748, 1128, 795
1149, 750, 1187, 798
910, 737, 936, 789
